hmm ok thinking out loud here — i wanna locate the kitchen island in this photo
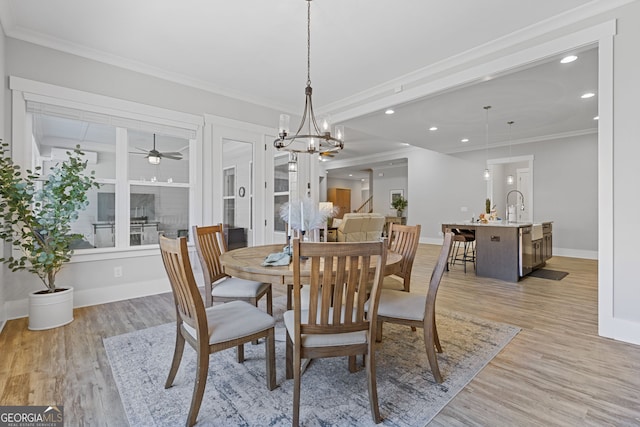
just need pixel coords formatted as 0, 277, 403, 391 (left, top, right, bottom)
442, 221, 552, 282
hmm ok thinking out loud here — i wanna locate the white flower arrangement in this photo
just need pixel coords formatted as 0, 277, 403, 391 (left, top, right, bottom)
280, 197, 338, 234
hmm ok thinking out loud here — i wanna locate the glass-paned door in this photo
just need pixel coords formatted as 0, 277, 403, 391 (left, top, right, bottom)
273, 153, 289, 234
223, 139, 253, 248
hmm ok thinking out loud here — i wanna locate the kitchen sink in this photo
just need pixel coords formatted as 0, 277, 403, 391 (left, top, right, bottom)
532, 223, 544, 240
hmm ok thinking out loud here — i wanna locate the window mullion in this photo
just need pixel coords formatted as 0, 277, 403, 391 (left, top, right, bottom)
114, 127, 130, 247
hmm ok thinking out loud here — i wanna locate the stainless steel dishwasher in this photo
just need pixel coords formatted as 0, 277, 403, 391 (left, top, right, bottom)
519, 226, 533, 277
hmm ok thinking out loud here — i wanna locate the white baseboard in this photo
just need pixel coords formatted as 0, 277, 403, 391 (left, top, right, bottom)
419, 237, 597, 260
599, 316, 640, 346
5, 279, 172, 320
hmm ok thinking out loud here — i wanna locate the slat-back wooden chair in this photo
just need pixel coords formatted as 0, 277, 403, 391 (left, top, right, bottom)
370, 232, 453, 383
159, 234, 276, 427
284, 238, 387, 426
383, 223, 421, 292
193, 224, 272, 314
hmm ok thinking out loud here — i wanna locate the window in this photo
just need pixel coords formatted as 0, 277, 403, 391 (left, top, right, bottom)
30, 114, 193, 250
273, 153, 289, 233
223, 166, 236, 227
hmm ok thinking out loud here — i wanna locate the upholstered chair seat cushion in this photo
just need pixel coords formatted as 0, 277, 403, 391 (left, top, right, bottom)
381, 275, 405, 291
283, 309, 367, 347
184, 300, 275, 344
211, 277, 271, 298
366, 289, 426, 322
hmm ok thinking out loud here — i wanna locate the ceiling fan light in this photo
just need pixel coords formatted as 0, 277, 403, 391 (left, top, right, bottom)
148, 155, 161, 165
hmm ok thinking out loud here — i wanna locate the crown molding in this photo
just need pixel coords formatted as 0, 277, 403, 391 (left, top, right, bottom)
321, 1, 628, 117
441, 128, 598, 154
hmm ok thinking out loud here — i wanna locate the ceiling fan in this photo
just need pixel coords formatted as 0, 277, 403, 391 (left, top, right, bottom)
131, 134, 183, 164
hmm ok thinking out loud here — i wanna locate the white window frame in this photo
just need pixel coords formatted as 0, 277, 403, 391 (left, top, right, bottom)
9, 76, 204, 261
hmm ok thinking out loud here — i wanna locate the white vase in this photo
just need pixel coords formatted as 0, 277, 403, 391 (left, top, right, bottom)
28, 287, 74, 331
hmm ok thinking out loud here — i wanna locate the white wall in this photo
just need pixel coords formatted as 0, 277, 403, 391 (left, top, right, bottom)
371, 165, 408, 217
609, 1, 640, 330
452, 133, 598, 256
0, 20, 6, 328
406, 148, 485, 242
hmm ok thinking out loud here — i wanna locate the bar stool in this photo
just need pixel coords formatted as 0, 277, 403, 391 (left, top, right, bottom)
450, 228, 475, 273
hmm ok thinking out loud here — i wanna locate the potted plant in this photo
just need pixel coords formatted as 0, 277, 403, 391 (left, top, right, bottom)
0, 141, 99, 330
391, 195, 408, 217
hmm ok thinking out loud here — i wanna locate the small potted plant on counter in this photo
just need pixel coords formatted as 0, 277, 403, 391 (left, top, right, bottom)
0, 141, 100, 330
392, 195, 408, 217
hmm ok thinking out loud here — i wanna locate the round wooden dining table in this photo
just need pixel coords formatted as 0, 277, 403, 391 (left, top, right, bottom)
220, 243, 403, 309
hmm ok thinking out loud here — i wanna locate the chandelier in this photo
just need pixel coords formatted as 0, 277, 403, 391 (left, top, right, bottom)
274, 0, 344, 156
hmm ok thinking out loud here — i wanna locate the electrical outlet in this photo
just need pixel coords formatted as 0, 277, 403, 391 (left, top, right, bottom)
114, 266, 123, 278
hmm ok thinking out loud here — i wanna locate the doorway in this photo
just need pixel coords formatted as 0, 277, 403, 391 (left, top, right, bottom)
222, 139, 253, 247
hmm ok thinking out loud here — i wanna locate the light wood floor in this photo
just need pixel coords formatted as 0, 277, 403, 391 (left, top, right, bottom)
1, 244, 639, 426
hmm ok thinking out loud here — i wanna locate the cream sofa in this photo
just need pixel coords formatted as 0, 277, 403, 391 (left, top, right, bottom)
336, 213, 385, 242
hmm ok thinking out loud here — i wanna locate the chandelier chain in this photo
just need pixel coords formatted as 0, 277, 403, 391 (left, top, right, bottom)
307, 0, 311, 86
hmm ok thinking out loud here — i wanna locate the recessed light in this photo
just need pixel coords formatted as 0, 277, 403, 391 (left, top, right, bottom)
361, 178, 365, 182
461, 138, 470, 143
594, 116, 599, 120
385, 109, 395, 115
561, 55, 578, 64
581, 92, 595, 99
429, 126, 438, 131
349, 174, 353, 177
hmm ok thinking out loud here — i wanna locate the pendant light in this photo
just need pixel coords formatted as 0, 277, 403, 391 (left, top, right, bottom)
506, 121, 515, 185
483, 106, 491, 181
288, 152, 298, 172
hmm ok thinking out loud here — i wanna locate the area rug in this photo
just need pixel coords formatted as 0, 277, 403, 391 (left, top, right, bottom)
104, 299, 519, 427
527, 269, 569, 280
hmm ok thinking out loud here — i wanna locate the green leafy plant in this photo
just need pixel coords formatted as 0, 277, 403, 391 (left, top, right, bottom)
485, 198, 491, 214
0, 141, 100, 292
391, 195, 408, 212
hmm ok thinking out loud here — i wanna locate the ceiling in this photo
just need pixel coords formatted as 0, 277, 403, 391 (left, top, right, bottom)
0, 0, 608, 178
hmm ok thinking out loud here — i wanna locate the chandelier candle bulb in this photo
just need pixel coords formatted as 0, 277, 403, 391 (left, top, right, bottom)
321, 116, 331, 133
279, 114, 290, 135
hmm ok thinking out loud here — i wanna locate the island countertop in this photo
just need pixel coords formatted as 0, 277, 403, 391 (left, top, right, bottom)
442, 220, 552, 230
441, 221, 554, 282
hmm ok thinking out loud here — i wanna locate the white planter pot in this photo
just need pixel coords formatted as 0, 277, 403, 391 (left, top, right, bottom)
28, 287, 74, 331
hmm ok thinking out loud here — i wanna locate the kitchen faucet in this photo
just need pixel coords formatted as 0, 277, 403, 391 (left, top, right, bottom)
506, 190, 525, 222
